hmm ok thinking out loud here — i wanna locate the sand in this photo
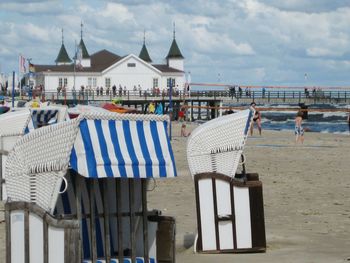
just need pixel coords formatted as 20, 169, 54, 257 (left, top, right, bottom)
148, 122, 350, 263
1, 122, 350, 263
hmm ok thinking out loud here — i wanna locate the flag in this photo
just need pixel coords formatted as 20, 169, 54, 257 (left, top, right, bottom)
29, 62, 35, 73
19, 54, 26, 73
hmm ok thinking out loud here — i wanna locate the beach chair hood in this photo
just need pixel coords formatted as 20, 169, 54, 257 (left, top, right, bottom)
70, 113, 176, 179
187, 108, 254, 178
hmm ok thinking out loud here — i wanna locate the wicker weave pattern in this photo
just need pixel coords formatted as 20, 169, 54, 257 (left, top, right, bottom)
187, 109, 254, 178
5, 119, 79, 212
79, 112, 170, 122
0, 110, 31, 137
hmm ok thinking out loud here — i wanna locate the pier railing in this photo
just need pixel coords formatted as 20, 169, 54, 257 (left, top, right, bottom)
1, 89, 350, 104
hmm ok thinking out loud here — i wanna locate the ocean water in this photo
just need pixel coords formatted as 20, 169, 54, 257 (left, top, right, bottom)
192, 103, 350, 134
260, 103, 349, 134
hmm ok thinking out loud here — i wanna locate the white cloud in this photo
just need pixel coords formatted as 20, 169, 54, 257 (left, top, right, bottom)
20, 23, 52, 42
0, 1, 62, 15
0, 0, 350, 85
192, 27, 255, 55
306, 47, 342, 57
99, 3, 135, 24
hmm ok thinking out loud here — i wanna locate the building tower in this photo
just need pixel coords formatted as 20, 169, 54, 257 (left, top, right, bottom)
77, 21, 91, 68
139, 30, 152, 63
166, 23, 184, 71
55, 29, 72, 65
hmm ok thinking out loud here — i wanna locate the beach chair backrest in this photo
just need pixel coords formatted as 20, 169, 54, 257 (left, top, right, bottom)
187, 108, 254, 178
5, 119, 79, 212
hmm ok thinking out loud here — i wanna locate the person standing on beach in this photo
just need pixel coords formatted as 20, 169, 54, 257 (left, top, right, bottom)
250, 102, 262, 136
295, 110, 304, 144
148, 101, 155, 114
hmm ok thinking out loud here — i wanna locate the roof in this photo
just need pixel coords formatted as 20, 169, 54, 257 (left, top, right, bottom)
152, 64, 184, 73
79, 38, 90, 58
35, 50, 183, 74
139, 44, 152, 63
166, 39, 184, 59
35, 49, 122, 73
55, 44, 72, 64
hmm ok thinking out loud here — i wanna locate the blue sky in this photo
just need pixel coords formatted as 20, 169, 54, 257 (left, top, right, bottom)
1, 0, 350, 86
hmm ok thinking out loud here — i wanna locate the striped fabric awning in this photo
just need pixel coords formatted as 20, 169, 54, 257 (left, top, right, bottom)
30, 109, 59, 128
70, 116, 177, 179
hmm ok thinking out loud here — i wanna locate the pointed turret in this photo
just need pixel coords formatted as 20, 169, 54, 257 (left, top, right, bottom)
139, 30, 152, 63
77, 21, 91, 67
55, 29, 72, 65
166, 23, 184, 71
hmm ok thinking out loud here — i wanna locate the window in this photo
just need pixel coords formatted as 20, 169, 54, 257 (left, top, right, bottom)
167, 78, 175, 88
153, 78, 159, 89
127, 63, 136, 67
105, 78, 111, 88
88, 77, 97, 87
58, 78, 67, 88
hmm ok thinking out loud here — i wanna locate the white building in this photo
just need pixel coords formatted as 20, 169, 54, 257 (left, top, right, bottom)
32, 26, 185, 92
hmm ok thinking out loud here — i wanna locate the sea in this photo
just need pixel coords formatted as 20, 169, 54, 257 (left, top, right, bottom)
192, 103, 350, 135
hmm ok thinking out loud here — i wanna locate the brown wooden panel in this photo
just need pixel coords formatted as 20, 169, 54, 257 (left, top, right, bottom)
194, 172, 266, 253
249, 185, 266, 250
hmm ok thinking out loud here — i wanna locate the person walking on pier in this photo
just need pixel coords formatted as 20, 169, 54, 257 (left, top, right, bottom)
250, 102, 262, 136
295, 110, 305, 144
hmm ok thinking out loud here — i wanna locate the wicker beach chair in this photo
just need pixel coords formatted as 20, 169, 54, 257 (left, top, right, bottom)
0, 106, 69, 200
5, 112, 177, 263
187, 108, 266, 253
187, 108, 254, 179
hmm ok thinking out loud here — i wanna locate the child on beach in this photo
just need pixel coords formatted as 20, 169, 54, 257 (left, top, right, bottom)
295, 110, 304, 144
181, 123, 190, 137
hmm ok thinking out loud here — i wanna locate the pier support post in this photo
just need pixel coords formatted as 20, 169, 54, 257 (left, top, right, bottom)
190, 101, 193, 121
219, 101, 223, 117
198, 101, 201, 120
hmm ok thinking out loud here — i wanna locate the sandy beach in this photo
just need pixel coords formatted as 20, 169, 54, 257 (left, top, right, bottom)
148, 122, 350, 263
1, 122, 350, 263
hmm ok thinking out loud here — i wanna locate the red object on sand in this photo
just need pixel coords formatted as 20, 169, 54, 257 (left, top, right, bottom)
102, 103, 139, 114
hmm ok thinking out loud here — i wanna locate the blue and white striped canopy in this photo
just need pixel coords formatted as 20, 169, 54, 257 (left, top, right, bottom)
70, 117, 177, 179
24, 109, 59, 133
31, 109, 59, 128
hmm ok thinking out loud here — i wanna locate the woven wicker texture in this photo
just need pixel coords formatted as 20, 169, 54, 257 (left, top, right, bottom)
0, 109, 31, 137
5, 119, 80, 212
79, 112, 170, 122
187, 109, 254, 178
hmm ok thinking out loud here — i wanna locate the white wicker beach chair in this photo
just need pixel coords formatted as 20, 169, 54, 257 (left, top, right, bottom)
5, 118, 80, 212
187, 108, 266, 254
187, 108, 254, 178
0, 106, 69, 200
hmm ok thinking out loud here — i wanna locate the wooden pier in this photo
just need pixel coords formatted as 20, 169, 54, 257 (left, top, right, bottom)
3, 89, 350, 121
